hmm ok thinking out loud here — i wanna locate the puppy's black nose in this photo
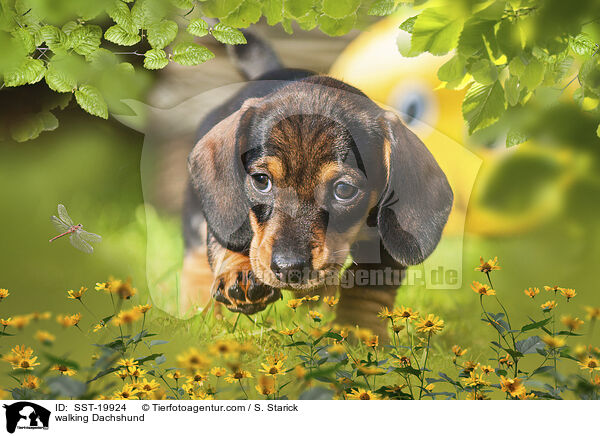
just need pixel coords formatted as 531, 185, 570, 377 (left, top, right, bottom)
270, 251, 311, 284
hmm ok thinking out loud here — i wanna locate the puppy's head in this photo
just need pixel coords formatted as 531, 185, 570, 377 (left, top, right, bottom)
189, 76, 453, 292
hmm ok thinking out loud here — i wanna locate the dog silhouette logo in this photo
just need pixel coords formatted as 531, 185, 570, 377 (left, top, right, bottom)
3, 402, 50, 433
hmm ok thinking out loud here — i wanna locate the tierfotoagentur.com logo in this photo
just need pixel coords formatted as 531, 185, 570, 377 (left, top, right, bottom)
2, 402, 51, 433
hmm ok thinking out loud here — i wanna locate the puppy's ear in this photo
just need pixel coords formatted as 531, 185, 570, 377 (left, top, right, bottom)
187, 100, 258, 251
376, 111, 453, 265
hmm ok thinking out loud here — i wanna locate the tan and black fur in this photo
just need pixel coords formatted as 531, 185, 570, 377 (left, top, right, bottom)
181, 35, 453, 339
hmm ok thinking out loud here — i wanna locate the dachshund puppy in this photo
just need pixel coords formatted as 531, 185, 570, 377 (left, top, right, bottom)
181, 45, 453, 339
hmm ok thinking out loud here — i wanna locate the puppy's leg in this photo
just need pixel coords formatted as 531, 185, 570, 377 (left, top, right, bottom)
210, 242, 282, 315
180, 247, 214, 316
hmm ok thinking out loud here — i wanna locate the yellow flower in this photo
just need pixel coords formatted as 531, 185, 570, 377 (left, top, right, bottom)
34, 330, 55, 344
363, 335, 379, 348
177, 348, 211, 371
0, 288, 10, 300
462, 361, 479, 373
542, 335, 566, 349
500, 376, 526, 397
499, 354, 514, 368
52, 364, 76, 376
11, 345, 34, 359
224, 369, 252, 383
416, 314, 444, 334
559, 288, 576, 301
22, 375, 40, 389
524, 287, 540, 298
480, 365, 494, 375
471, 281, 496, 296
15, 357, 40, 371
190, 390, 214, 400
287, 298, 303, 310
11, 315, 30, 329
117, 358, 138, 369
308, 310, 323, 322
134, 304, 152, 314
115, 369, 129, 380
561, 315, 584, 331
354, 327, 373, 343
394, 356, 411, 368
188, 372, 209, 383
544, 285, 561, 292
136, 378, 160, 393
266, 353, 287, 365
578, 356, 600, 372
357, 365, 385, 376
303, 295, 320, 302
109, 278, 137, 299
294, 365, 306, 379
519, 392, 536, 400
166, 370, 183, 380
95, 282, 109, 292
0, 318, 13, 327
347, 388, 379, 400
209, 340, 239, 357
466, 391, 489, 400
393, 305, 418, 321
92, 322, 106, 332
452, 345, 468, 357
377, 307, 394, 319
112, 309, 142, 326
391, 324, 405, 333
29, 312, 51, 321
475, 256, 501, 273
112, 384, 138, 400
585, 306, 600, 321
67, 287, 87, 300
259, 360, 286, 377
540, 300, 557, 311
6, 346, 39, 371
255, 375, 275, 396
323, 296, 339, 307
279, 326, 301, 336
424, 383, 435, 392
56, 313, 81, 327
129, 366, 147, 378
210, 367, 227, 377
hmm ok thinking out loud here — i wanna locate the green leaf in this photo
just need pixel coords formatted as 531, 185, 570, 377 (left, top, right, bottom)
506, 126, 528, 147
40, 25, 68, 51
201, 0, 244, 17
399, 15, 417, 34
147, 19, 178, 49
409, 8, 464, 56
457, 16, 495, 58
104, 25, 141, 46
462, 80, 506, 134
470, 59, 498, 85
322, 0, 359, 19
187, 18, 209, 37
318, 14, 356, 37
107, 0, 138, 34
597, 123, 600, 138
45, 63, 77, 92
69, 25, 102, 55
520, 58, 546, 91
516, 336, 544, 354
221, 0, 262, 28
75, 85, 109, 119
368, 0, 398, 16
170, 0, 194, 9
569, 33, 597, 56
283, 0, 314, 19
262, 0, 283, 25
504, 75, 520, 106
143, 48, 169, 70
438, 54, 466, 82
4, 58, 46, 87
172, 42, 215, 66
496, 18, 523, 59
47, 376, 86, 398
11, 28, 35, 54
521, 318, 552, 332
211, 23, 246, 45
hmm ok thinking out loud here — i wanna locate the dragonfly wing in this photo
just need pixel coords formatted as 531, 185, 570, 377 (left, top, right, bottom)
78, 230, 102, 244
51, 215, 70, 233
70, 232, 93, 254
57, 204, 74, 226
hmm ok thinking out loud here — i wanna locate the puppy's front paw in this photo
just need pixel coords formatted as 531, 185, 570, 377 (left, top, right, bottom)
212, 269, 281, 315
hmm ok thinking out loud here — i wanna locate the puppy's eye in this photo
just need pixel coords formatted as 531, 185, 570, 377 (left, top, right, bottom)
251, 173, 272, 193
333, 181, 358, 201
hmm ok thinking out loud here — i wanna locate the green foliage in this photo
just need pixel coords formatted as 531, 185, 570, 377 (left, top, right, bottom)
400, 0, 600, 144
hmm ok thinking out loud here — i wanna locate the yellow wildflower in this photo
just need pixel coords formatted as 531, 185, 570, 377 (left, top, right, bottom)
279, 326, 301, 336
67, 287, 86, 300
393, 305, 418, 321
52, 364, 76, 376
347, 388, 379, 400
471, 281, 495, 296
561, 315, 584, 331
177, 348, 211, 371
34, 330, 55, 344
578, 356, 600, 372
224, 369, 252, 383
559, 288, 576, 301
112, 309, 142, 326
259, 360, 285, 377
585, 306, 600, 321
524, 287, 540, 298
210, 367, 227, 377
416, 314, 444, 334
255, 376, 275, 396
308, 310, 323, 321
0, 288, 10, 300
475, 256, 500, 273
112, 384, 138, 400
287, 298, 303, 310
500, 376, 526, 397
542, 335, 566, 349
323, 296, 338, 307
22, 375, 40, 389
452, 345, 468, 357
540, 300, 557, 311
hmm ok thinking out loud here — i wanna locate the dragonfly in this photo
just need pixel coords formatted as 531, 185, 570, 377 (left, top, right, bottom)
49, 204, 102, 254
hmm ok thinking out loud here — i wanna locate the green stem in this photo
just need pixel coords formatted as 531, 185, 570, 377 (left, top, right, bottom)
418, 332, 432, 400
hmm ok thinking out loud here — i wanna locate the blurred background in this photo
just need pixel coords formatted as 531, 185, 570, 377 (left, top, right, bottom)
1, 9, 599, 387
